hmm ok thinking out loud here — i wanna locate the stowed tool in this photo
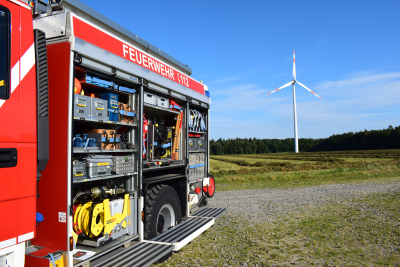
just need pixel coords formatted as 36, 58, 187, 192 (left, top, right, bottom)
73, 186, 129, 247
153, 119, 172, 159
189, 108, 207, 132
172, 112, 183, 160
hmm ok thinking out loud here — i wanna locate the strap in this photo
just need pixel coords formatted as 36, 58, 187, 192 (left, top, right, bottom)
48, 253, 56, 267
158, 143, 171, 148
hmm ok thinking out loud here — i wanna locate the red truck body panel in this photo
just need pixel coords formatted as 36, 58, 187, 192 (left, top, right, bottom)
0, 0, 37, 248
32, 42, 71, 251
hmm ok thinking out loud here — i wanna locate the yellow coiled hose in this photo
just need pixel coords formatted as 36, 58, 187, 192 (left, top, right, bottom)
74, 202, 104, 238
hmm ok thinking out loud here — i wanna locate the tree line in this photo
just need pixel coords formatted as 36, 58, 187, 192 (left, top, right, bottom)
209, 125, 400, 155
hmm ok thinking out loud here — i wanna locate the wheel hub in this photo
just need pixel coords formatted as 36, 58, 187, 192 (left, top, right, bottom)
156, 204, 175, 235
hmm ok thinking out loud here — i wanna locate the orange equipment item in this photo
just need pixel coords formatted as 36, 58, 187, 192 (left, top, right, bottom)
74, 78, 81, 94
172, 112, 183, 160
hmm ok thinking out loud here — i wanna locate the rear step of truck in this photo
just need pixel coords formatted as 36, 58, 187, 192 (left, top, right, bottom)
90, 242, 173, 267
86, 211, 225, 266
191, 207, 227, 218
148, 217, 214, 251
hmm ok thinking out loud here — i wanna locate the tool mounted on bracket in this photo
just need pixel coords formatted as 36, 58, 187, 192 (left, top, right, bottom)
72, 186, 129, 247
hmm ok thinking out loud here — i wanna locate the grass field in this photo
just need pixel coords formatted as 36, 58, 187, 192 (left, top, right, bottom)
210, 149, 400, 190
156, 191, 400, 266
155, 150, 400, 266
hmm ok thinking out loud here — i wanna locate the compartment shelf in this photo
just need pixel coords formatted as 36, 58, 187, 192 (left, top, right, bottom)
144, 103, 180, 115
73, 172, 137, 183
74, 116, 137, 127
73, 149, 137, 154
188, 131, 206, 134
81, 83, 135, 96
188, 150, 206, 153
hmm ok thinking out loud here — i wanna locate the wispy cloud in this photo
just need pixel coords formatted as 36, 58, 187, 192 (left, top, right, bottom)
316, 72, 400, 90
210, 70, 400, 139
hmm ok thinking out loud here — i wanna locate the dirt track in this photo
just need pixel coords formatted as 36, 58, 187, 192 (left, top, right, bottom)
205, 179, 400, 222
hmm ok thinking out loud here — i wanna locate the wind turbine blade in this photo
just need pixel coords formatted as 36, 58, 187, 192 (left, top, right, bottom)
293, 50, 296, 80
296, 81, 323, 100
267, 81, 293, 95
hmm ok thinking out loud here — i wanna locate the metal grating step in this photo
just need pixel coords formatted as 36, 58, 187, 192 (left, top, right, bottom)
150, 217, 214, 251
191, 207, 227, 218
91, 242, 173, 267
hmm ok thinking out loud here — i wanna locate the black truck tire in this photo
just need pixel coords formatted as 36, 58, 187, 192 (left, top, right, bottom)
145, 184, 182, 239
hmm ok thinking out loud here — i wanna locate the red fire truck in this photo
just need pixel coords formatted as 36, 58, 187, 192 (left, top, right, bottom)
0, 0, 225, 266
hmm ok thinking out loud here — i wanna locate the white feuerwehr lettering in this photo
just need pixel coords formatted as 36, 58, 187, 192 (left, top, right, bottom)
122, 43, 178, 82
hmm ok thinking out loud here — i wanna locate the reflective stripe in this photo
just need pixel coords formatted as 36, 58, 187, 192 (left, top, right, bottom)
7, 0, 31, 10
11, 61, 20, 92
0, 237, 16, 250
20, 43, 35, 81
18, 231, 34, 243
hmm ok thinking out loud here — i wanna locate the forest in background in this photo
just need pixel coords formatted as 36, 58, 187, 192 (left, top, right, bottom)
209, 125, 400, 155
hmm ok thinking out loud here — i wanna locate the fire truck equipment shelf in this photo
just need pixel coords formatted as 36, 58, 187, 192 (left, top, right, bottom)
73, 116, 138, 127
72, 172, 137, 183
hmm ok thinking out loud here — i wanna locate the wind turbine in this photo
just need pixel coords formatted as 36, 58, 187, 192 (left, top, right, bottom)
267, 50, 322, 153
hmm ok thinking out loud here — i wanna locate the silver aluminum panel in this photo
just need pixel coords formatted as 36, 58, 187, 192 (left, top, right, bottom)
81, 56, 113, 76
33, 12, 67, 39
170, 91, 187, 101
116, 70, 140, 84
191, 99, 200, 106
147, 82, 169, 95
200, 102, 209, 108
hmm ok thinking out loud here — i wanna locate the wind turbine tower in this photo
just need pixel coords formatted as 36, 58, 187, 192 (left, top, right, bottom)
267, 50, 323, 153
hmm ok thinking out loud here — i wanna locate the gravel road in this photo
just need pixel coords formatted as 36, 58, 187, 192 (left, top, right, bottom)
206, 179, 400, 222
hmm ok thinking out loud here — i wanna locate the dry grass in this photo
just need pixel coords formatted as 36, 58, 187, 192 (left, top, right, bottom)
210, 149, 400, 191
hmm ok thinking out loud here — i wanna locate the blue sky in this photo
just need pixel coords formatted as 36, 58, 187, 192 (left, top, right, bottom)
84, 0, 400, 140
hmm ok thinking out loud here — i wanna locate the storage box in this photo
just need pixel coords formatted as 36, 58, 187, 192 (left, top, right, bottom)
144, 91, 156, 106
196, 138, 205, 150
73, 133, 100, 152
156, 96, 168, 109
188, 138, 196, 151
86, 158, 113, 177
101, 93, 119, 121
118, 103, 136, 124
90, 98, 108, 121
73, 162, 87, 179
73, 94, 91, 118
106, 133, 121, 150
87, 129, 118, 150
112, 155, 135, 174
